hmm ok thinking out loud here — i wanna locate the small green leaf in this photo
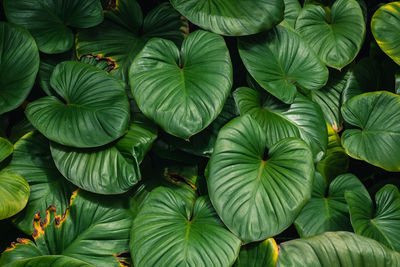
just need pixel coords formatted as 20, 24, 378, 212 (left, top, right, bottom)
234, 238, 278, 267
0, 172, 29, 220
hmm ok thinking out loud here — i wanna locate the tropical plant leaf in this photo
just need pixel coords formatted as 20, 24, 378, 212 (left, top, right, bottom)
130, 187, 241, 267
50, 121, 157, 195
233, 238, 278, 267
238, 25, 328, 104
76, 0, 187, 82
26, 61, 130, 148
0, 172, 30, 220
3, 0, 103, 54
207, 115, 314, 242
307, 69, 351, 131
2, 132, 74, 234
282, 0, 301, 28
277, 231, 400, 266
234, 86, 327, 162
341, 91, 400, 172
294, 173, 367, 237
130, 30, 232, 139
0, 22, 39, 115
0, 138, 13, 163
316, 124, 349, 183
372, 2, 400, 66
346, 184, 400, 251
295, 0, 365, 69
0, 190, 132, 267
170, 0, 284, 36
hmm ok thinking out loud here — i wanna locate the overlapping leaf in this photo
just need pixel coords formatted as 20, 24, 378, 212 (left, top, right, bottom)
234, 238, 278, 267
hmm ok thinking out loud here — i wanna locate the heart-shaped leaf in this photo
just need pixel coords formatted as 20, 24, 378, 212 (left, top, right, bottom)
277, 231, 400, 266
0, 189, 132, 267
233, 238, 278, 267
207, 115, 314, 242
50, 121, 157, 195
294, 173, 367, 237
130, 187, 241, 267
2, 132, 74, 234
0, 22, 39, 115
0, 172, 30, 220
238, 25, 328, 104
26, 61, 130, 148
341, 91, 400, 172
130, 30, 232, 139
3, 0, 103, 54
170, 0, 284, 36
2, 255, 93, 267
295, 0, 365, 69
346, 184, 400, 251
76, 0, 187, 82
372, 2, 400, 66
234, 86, 327, 162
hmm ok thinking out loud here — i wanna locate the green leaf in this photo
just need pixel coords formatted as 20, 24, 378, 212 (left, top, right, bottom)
76, 0, 187, 82
130, 30, 232, 139
0, 172, 29, 220
0, 22, 39, 115
3, 131, 74, 234
0, 137, 13, 163
26, 61, 130, 148
238, 25, 328, 104
282, 0, 301, 28
277, 231, 400, 266
50, 121, 157, 195
0, 190, 132, 267
341, 91, 400, 172
233, 238, 278, 267
346, 184, 400, 251
307, 69, 351, 131
294, 173, 367, 237
207, 115, 314, 242
3, 0, 103, 54
234, 86, 327, 162
130, 187, 241, 267
372, 2, 400, 66
3, 255, 94, 267
295, 0, 365, 69
170, 0, 284, 36
316, 124, 349, 183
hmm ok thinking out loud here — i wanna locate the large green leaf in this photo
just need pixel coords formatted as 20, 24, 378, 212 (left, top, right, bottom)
2, 255, 93, 267
294, 173, 367, 237
295, 0, 365, 69
277, 231, 400, 266
0, 190, 132, 267
341, 91, 400, 172
50, 121, 157, 195
207, 115, 314, 242
282, 0, 301, 28
0, 22, 39, 115
3, 0, 103, 54
0, 137, 13, 163
234, 86, 327, 162
130, 187, 241, 267
316, 124, 349, 183
233, 238, 278, 267
0, 172, 30, 220
346, 184, 400, 251
372, 2, 400, 66
130, 30, 232, 139
3, 132, 74, 234
238, 25, 328, 104
170, 0, 284, 36
307, 69, 351, 131
76, 0, 187, 82
26, 61, 130, 148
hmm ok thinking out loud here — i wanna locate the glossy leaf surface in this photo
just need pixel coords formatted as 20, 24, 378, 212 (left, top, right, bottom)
0, 172, 29, 220
233, 238, 278, 267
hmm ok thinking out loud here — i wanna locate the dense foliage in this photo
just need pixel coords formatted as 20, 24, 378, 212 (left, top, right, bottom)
1, 0, 400, 266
